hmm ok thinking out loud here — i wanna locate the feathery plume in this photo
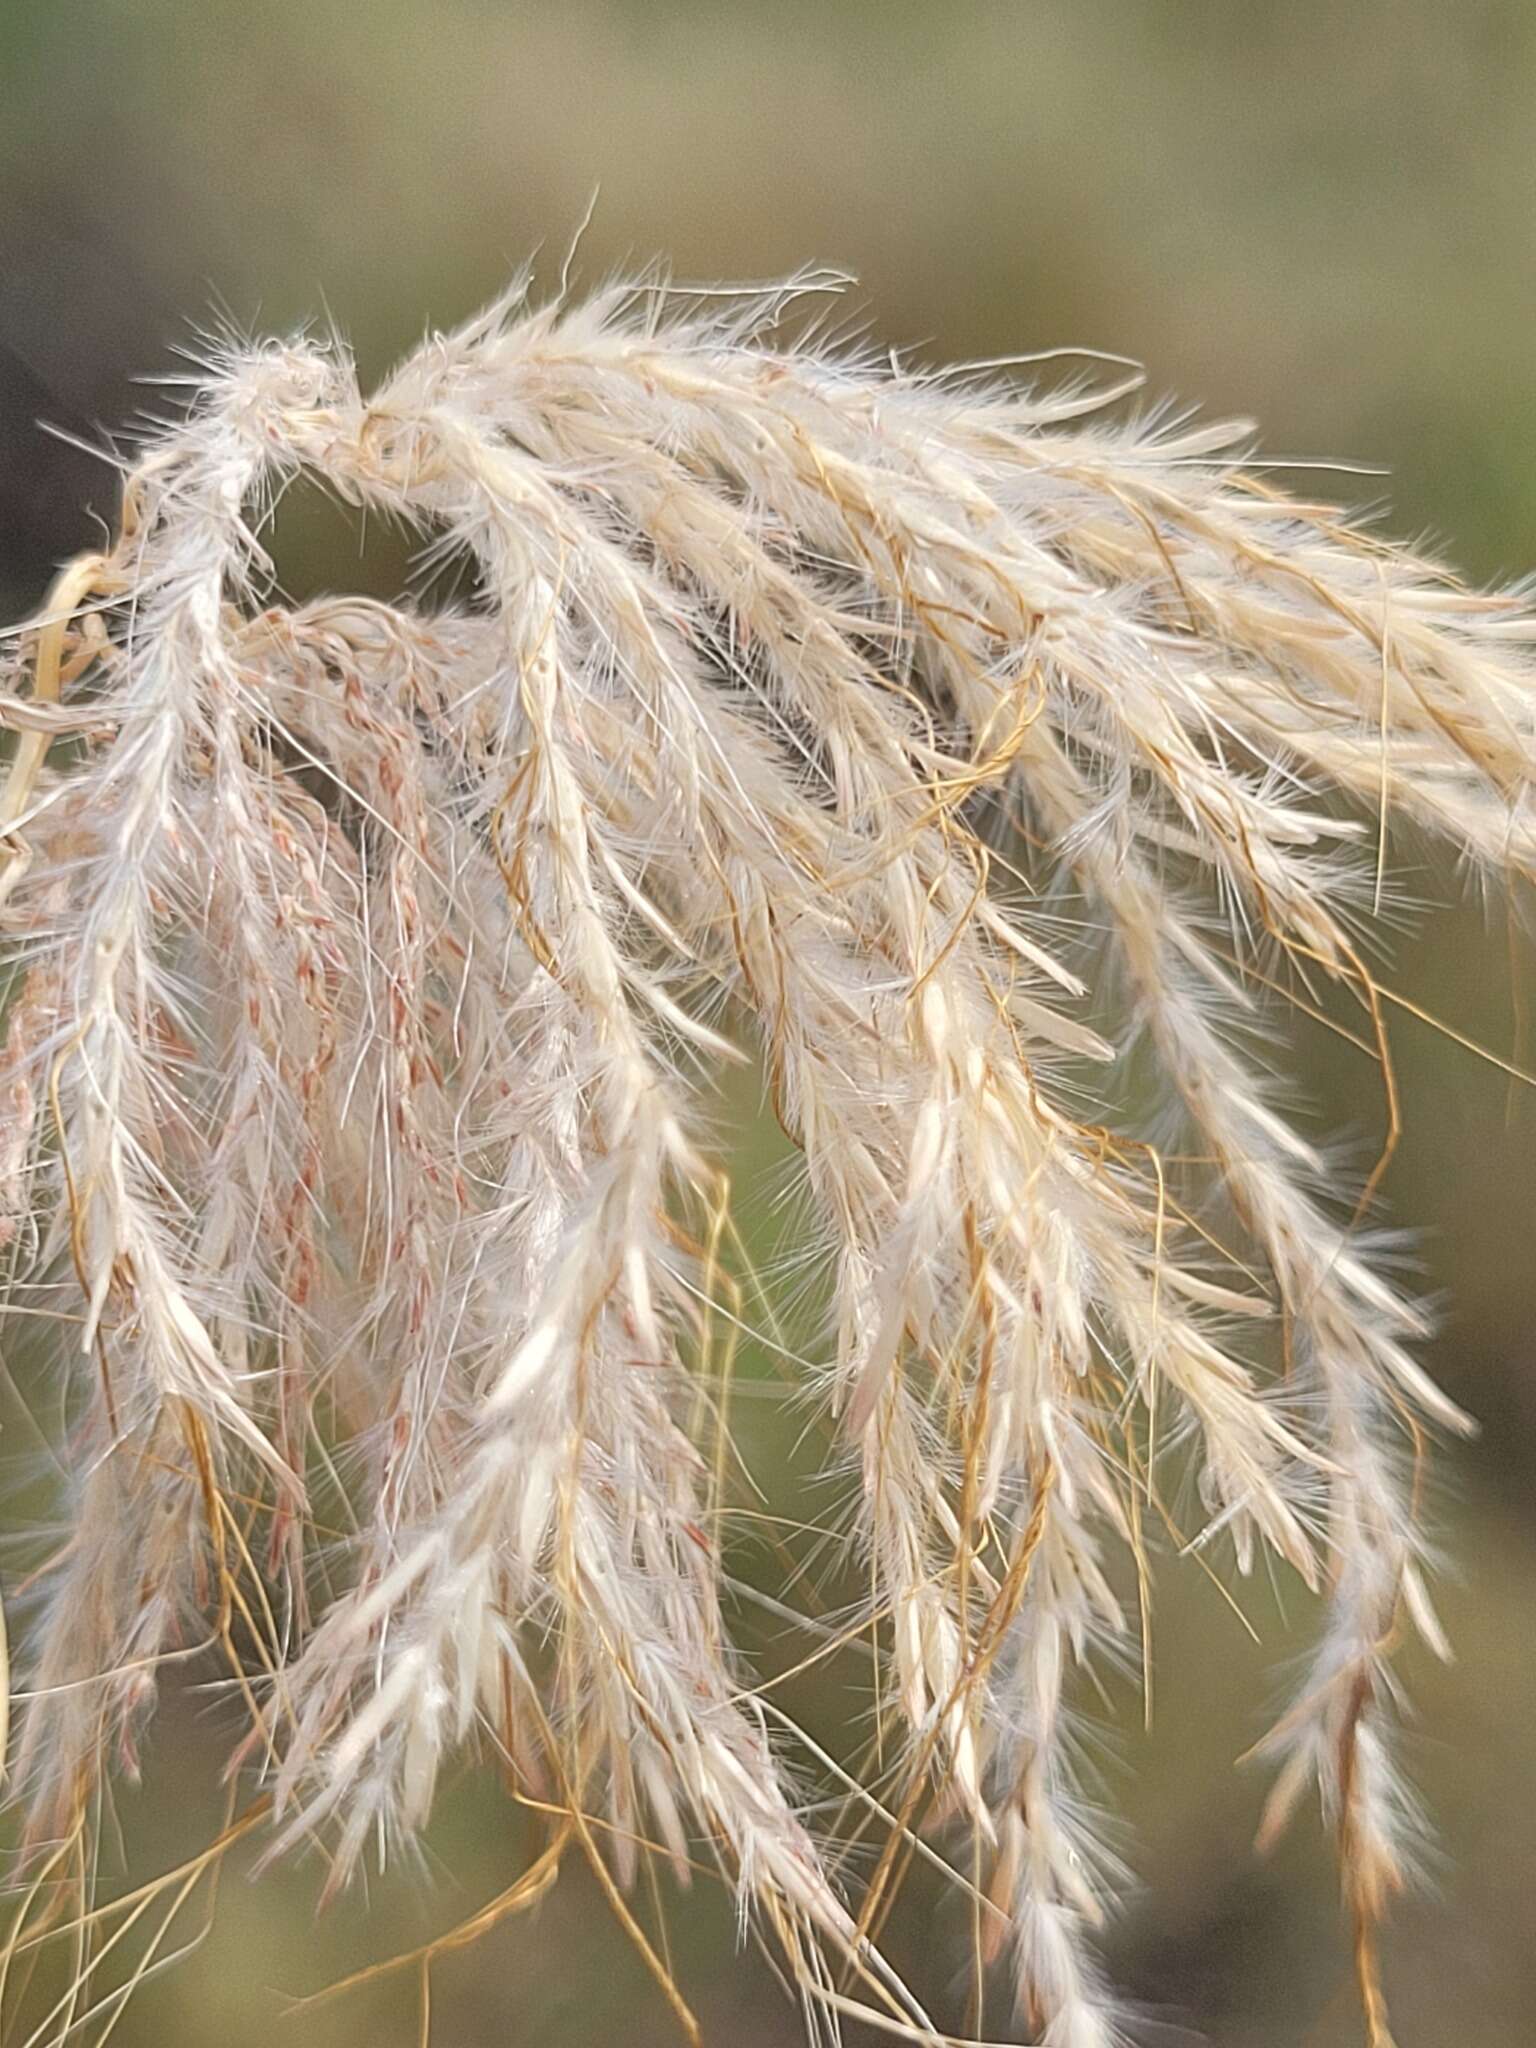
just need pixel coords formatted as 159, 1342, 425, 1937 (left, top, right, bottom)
1, 267, 1529, 2046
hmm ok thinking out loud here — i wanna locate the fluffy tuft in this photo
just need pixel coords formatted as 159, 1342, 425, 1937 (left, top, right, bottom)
1, 268, 1530, 2046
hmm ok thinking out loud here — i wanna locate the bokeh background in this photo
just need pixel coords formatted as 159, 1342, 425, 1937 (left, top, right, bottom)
2, 4, 1533, 2044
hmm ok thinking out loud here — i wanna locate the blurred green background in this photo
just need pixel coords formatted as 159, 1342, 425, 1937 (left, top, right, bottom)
1, 4, 1533, 2044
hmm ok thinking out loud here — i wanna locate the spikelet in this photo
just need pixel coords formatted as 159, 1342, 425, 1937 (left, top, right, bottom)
1, 267, 1530, 2046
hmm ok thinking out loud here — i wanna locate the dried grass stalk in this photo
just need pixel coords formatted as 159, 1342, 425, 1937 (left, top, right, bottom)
0, 267, 1530, 2046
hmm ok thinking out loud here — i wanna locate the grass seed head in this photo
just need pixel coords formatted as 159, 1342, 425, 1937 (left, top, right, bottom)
0, 265, 1530, 2045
